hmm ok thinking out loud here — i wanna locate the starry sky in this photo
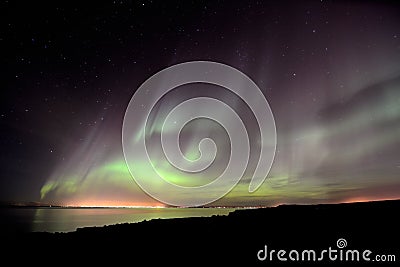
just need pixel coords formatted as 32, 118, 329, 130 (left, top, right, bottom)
1, 0, 399, 207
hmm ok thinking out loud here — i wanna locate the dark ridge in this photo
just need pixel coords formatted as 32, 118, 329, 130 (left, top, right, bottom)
3, 200, 400, 265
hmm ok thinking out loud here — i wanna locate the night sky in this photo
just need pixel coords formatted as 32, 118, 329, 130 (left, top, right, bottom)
1, 0, 399, 207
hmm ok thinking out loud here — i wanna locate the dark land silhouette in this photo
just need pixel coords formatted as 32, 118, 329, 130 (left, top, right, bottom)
2, 200, 399, 265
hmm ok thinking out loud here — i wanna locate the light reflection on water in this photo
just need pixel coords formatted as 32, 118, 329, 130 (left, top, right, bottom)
31, 207, 235, 232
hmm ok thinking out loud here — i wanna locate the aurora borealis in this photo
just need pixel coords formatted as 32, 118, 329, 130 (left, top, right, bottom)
1, 0, 400, 207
